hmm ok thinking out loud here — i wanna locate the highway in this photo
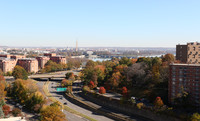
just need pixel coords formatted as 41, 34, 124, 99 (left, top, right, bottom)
47, 81, 114, 121
72, 81, 144, 121
6, 70, 145, 121
36, 81, 87, 121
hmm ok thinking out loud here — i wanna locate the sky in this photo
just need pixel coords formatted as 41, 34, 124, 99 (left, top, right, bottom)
0, 0, 200, 47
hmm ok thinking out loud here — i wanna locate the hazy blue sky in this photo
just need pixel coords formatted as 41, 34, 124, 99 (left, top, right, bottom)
0, 0, 200, 47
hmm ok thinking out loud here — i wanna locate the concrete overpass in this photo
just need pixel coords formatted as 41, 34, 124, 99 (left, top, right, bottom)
5, 70, 80, 81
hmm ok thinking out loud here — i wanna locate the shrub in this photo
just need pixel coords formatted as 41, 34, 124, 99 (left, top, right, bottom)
191, 113, 200, 121
99, 87, 106, 94
154, 97, 164, 107
83, 85, 90, 92
12, 108, 21, 117
136, 103, 144, 109
2, 105, 10, 116
122, 87, 128, 97
88, 81, 95, 89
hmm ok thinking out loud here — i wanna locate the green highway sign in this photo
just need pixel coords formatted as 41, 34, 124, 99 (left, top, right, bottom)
57, 88, 67, 92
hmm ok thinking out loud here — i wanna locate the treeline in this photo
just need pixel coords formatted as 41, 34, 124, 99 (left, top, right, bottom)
81, 54, 175, 104
67, 58, 87, 70
40, 60, 67, 73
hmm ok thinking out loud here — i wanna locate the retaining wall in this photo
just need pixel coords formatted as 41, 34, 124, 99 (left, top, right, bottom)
79, 91, 181, 121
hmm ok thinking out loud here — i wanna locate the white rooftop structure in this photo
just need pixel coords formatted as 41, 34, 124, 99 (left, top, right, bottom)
0, 117, 26, 121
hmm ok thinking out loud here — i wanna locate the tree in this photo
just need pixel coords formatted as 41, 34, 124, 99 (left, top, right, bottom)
162, 54, 175, 64
12, 66, 28, 80
109, 71, 122, 89
65, 72, 75, 80
154, 97, 164, 107
40, 105, 66, 121
11, 79, 45, 111
86, 60, 96, 68
191, 113, 200, 121
88, 81, 95, 89
119, 57, 132, 66
99, 87, 106, 94
122, 87, 128, 97
0, 75, 6, 100
61, 79, 72, 87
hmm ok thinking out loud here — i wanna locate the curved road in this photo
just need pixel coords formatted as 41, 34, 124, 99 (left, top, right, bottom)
37, 81, 86, 121
39, 80, 114, 121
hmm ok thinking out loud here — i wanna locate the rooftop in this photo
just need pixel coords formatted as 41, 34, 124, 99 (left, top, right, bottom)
170, 63, 200, 66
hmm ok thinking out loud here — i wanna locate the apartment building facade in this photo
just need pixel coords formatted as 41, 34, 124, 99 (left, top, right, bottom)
44, 53, 56, 57
176, 42, 200, 64
36, 56, 50, 69
169, 63, 200, 105
17, 58, 38, 73
0, 58, 17, 73
50, 56, 66, 64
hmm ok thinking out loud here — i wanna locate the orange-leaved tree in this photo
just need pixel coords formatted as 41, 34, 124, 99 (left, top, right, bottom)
122, 87, 128, 97
88, 81, 95, 89
99, 87, 106, 94
154, 96, 164, 107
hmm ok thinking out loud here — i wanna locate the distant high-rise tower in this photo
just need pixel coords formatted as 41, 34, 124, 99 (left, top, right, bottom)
76, 40, 78, 52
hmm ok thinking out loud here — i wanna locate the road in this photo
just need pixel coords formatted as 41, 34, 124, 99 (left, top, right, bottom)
36, 81, 87, 121
48, 81, 114, 121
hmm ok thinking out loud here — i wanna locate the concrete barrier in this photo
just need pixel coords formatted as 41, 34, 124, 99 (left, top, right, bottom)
64, 93, 137, 121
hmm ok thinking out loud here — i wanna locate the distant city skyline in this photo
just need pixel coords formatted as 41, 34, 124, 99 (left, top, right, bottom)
1, 0, 200, 47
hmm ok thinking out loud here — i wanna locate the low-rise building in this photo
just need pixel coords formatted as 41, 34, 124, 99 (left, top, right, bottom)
169, 63, 200, 105
36, 56, 50, 69
17, 58, 38, 73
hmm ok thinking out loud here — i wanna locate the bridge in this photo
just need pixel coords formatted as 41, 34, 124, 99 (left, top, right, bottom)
5, 70, 80, 81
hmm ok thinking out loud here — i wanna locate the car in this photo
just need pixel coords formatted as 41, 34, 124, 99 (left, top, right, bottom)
60, 97, 63, 99
64, 102, 67, 105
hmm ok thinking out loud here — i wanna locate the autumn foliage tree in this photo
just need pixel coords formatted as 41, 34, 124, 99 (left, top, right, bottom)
88, 81, 95, 89
99, 87, 106, 94
0, 75, 6, 101
65, 72, 75, 80
12, 65, 28, 80
2, 105, 10, 116
154, 97, 164, 107
11, 79, 45, 111
40, 105, 66, 121
122, 87, 128, 97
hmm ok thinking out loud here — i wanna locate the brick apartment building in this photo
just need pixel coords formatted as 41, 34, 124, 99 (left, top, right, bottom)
169, 63, 200, 105
0, 58, 17, 73
17, 58, 38, 73
50, 56, 66, 64
36, 56, 50, 69
11, 55, 26, 60
44, 53, 66, 64
176, 42, 200, 64
0, 54, 11, 58
44, 53, 56, 57
0, 53, 66, 73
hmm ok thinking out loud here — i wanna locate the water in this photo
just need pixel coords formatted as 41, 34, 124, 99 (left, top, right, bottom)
90, 58, 111, 62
